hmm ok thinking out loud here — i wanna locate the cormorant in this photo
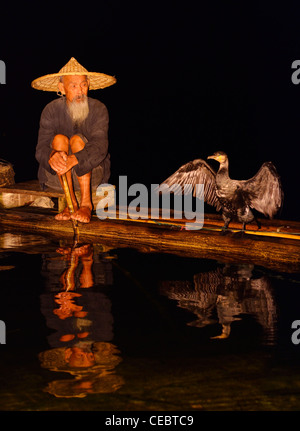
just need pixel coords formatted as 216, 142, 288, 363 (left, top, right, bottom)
160, 151, 283, 231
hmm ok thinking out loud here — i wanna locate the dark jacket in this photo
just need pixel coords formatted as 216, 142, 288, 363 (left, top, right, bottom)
35, 96, 111, 187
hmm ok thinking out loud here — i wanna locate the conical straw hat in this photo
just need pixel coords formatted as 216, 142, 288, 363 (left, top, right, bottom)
31, 57, 116, 92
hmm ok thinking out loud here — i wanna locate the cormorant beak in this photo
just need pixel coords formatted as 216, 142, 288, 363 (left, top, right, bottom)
207, 154, 217, 161
208, 153, 225, 163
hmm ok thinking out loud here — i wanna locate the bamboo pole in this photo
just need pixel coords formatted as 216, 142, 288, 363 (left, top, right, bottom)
61, 173, 80, 243
104, 208, 300, 241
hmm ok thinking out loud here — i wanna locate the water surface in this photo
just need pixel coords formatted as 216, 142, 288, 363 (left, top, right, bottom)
0, 232, 300, 411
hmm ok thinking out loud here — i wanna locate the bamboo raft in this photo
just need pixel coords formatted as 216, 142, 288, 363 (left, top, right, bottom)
0, 181, 299, 273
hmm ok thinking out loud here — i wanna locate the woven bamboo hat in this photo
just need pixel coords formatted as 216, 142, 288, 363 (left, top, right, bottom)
31, 57, 116, 92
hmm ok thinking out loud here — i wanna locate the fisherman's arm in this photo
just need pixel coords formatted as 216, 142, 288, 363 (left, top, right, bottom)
73, 102, 109, 177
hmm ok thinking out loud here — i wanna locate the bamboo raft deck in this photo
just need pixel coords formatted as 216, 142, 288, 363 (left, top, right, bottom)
0, 181, 299, 273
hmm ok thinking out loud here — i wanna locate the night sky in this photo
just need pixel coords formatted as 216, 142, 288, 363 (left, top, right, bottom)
1, 1, 299, 221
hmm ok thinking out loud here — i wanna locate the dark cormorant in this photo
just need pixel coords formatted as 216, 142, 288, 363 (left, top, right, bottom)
160, 151, 283, 231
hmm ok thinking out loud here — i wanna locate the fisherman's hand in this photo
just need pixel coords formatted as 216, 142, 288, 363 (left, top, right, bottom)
65, 155, 78, 173
49, 152, 78, 175
49, 151, 68, 174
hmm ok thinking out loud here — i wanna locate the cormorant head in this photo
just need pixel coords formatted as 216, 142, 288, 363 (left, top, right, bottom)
207, 151, 228, 164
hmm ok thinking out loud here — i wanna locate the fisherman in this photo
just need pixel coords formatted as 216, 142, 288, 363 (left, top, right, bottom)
32, 57, 116, 223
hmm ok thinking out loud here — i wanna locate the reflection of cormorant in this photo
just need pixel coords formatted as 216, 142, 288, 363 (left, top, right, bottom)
160, 151, 283, 231
160, 264, 278, 344
39, 243, 124, 398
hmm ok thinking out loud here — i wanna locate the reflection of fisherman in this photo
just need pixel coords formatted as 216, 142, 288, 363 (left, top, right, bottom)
39, 342, 123, 398
57, 243, 94, 289
41, 244, 114, 347
41, 243, 113, 291
39, 243, 123, 398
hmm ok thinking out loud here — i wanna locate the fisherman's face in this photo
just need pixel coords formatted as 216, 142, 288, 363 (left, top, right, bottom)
65, 347, 95, 368
58, 75, 89, 104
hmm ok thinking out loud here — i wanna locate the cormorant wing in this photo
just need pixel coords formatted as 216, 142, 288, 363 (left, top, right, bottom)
159, 159, 222, 210
242, 162, 283, 218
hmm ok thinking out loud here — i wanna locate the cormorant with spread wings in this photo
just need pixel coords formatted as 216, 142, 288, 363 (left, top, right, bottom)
159, 151, 283, 231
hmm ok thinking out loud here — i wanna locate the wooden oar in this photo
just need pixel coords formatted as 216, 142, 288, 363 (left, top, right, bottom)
61, 173, 80, 244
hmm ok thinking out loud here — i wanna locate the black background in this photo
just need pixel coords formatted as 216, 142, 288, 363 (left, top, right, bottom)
1, 1, 299, 220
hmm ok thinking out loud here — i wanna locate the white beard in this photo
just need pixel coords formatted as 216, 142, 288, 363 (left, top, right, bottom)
67, 95, 89, 125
